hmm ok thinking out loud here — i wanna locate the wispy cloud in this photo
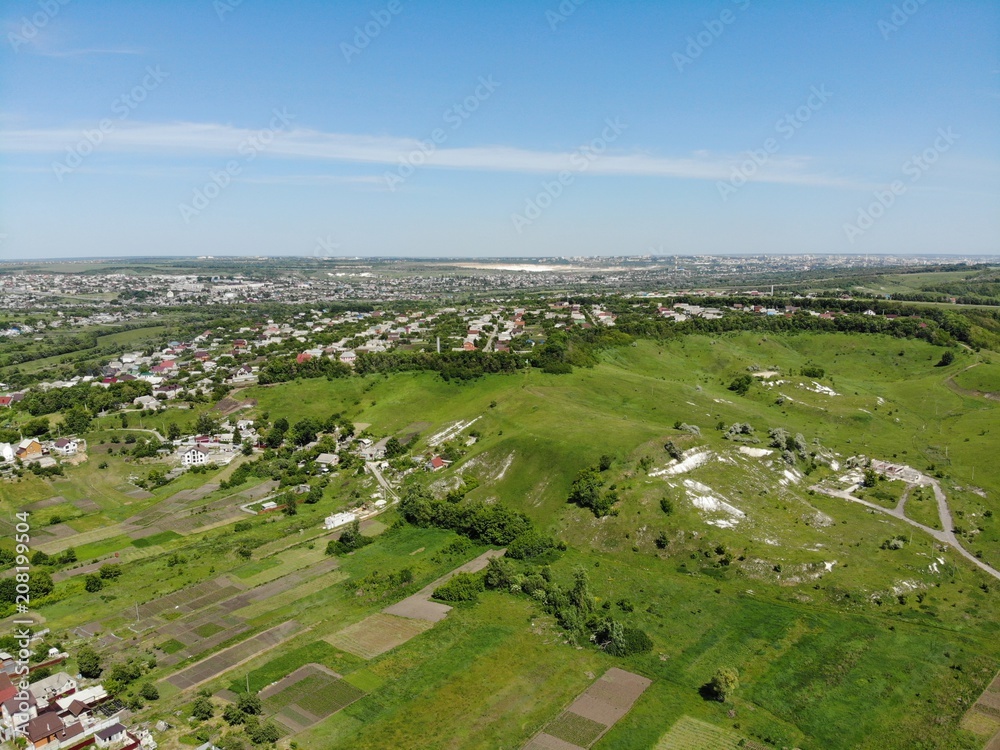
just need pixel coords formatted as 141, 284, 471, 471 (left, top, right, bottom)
0, 120, 861, 189
32, 46, 145, 57
2, 19, 143, 57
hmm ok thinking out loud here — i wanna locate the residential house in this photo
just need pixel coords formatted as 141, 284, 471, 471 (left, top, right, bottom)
24, 712, 63, 749
181, 445, 211, 467
324, 512, 357, 530
0, 443, 14, 464
0, 397, 11, 408
427, 455, 447, 471
316, 452, 339, 468
50, 438, 78, 457
359, 437, 389, 461
15, 439, 44, 461
29, 672, 76, 704
133, 395, 161, 411
95, 722, 127, 747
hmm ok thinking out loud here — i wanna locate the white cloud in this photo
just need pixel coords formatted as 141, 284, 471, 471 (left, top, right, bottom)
0, 119, 860, 188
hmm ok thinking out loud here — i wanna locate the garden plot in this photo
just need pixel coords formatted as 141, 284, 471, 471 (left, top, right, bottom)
35, 522, 125, 555
523, 668, 651, 749
261, 663, 365, 735
325, 613, 432, 659
961, 670, 1000, 748
126, 577, 238, 620
164, 620, 301, 690
157, 611, 250, 658
654, 716, 746, 750
73, 497, 100, 513
24, 495, 68, 511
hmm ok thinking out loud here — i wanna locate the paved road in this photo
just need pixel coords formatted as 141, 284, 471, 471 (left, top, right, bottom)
812, 470, 1000, 582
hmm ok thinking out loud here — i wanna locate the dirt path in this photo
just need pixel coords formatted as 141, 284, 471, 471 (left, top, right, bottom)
894, 484, 912, 515
366, 461, 398, 501
812, 468, 1000, 583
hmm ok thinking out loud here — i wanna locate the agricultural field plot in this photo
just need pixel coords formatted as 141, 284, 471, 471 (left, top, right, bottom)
129, 577, 239, 620
236, 545, 333, 587
129, 529, 182, 546
73, 497, 100, 513
156, 611, 249, 658
230, 570, 349, 621
325, 613, 433, 660
525, 668, 651, 749
653, 716, 746, 750
261, 664, 366, 734
963, 672, 1000, 749
33, 522, 125, 555
164, 619, 301, 690
23, 495, 68, 511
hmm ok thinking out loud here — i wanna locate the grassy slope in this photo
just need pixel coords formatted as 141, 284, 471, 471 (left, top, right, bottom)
4, 331, 999, 750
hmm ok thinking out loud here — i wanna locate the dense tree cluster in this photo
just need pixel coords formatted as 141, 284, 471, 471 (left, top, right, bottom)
355, 349, 523, 381
400, 487, 532, 545
257, 356, 351, 384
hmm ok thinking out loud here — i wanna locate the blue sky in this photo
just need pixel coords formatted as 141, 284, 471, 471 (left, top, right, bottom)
1, 0, 998, 259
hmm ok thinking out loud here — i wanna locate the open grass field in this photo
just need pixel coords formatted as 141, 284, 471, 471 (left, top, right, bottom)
5, 330, 1000, 749
954, 363, 1000, 394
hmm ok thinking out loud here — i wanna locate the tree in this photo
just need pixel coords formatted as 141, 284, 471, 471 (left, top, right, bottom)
31, 550, 51, 566
195, 413, 218, 436
62, 406, 92, 435
936, 350, 955, 367
326, 520, 372, 555
236, 692, 262, 716
31, 571, 54, 598
166, 423, 181, 442
709, 666, 739, 702
384, 436, 405, 458
77, 646, 103, 678
191, 696, 214, 720
99, 564, 122, 580
139, 682, 159, 700
598, 454, 614, 471
264, 427, 285, 449
432, 572, 484, 602
291, 418, 320, 446
862, 467, 879, 488
569, 568, 595, 616
84, 575, 103, 593
222, 703, 245, 726
22, 418, 52, 438
728, 375, 753, 396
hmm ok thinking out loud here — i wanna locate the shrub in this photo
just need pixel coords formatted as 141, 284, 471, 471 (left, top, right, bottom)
433, 572, 484, 603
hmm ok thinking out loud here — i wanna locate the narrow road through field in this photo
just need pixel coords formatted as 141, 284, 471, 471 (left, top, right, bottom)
812, 469, 1000, 582
366, 461, 399, 501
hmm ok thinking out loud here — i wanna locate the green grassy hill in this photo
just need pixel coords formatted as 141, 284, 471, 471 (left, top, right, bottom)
4, 331, 999, 750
